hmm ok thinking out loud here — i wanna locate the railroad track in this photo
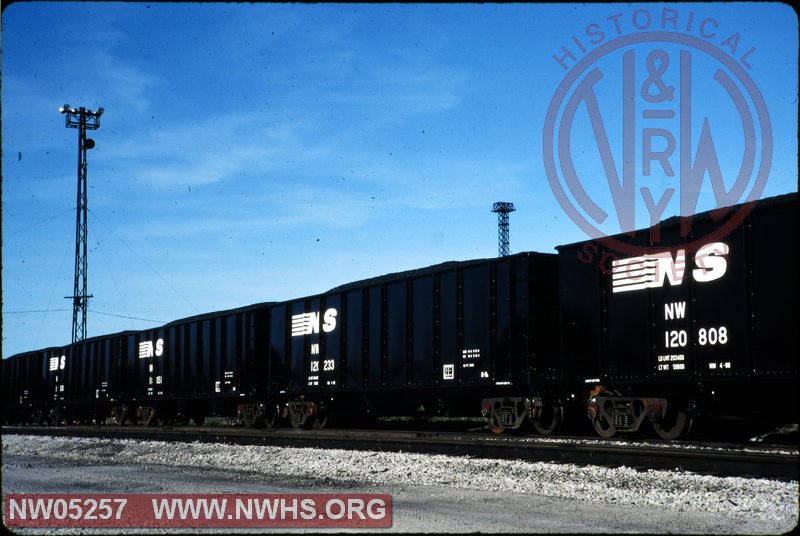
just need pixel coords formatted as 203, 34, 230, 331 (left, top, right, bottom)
3, 425, 797, 482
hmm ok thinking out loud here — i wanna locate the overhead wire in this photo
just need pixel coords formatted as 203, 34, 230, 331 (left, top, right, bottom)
8, 206, 200, 351
8, 207, 76, 235
87, 208, 200, 314
6, 309, 71, 314
90, 300, 191, 318
94, 234, 135, 330
34, 232, 72, 348
87, 309, 166, 324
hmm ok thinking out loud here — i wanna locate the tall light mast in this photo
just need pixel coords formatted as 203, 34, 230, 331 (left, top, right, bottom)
492, 201, 516, 257
59, 103, 103, 343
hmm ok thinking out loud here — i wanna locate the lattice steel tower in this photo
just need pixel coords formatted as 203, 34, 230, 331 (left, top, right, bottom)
492, 202, 516, 257
60, 104, 104, 343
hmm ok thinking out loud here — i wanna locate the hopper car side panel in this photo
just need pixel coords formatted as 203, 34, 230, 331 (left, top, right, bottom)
557, 193, 798, 438
747, 199, 798, 376
270, 253, 560, 428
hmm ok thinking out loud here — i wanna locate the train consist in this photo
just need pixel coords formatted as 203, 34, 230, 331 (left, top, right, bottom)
3, 193, 797, 439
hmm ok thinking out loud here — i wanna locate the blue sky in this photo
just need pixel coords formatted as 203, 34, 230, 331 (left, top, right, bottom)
2, 2, 797, 358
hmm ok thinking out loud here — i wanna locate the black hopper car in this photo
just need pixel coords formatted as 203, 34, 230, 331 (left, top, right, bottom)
558, 192, 797, 439
3, 193, 797, 439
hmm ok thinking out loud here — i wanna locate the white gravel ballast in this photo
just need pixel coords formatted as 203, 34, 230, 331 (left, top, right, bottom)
2, 434, 798, 533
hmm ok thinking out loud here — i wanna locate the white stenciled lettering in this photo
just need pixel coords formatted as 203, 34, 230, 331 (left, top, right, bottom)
48, 356, 66, 371
664, 301, 686, 320
138, 341, 153, 359
611, 250, 685, 292
612, 242, 728, 293
322, 308, 337, 333
698, 326, 728, 345
138, 338, 164, 359
443, 364, 455, 380
292, 308, 338, 337
665, 329, 688, 348
692, 242, 729, 282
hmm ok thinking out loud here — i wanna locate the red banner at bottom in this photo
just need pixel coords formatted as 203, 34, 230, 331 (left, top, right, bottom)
4, 493, 392, 528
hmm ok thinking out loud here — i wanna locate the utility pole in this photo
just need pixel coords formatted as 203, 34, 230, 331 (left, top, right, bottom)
60, 103, 103, 343
492, 202, 515, 257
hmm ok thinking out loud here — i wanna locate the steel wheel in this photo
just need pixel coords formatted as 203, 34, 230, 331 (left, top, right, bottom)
48, 408, 62, 426
113, 408, 126, 426
263, 407, 278, 429
488, 416, 506, 434
533, 403, 564, 436
593, 414, 617, 438
592, 392, 619, 438
289, 405, 311, 429
653, 406, 692, 440
290, 413, 310, 429
143, 409, 160, 427
313, 415, 329, 429
313, 407, 329, 429
242, 410, 260, 428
